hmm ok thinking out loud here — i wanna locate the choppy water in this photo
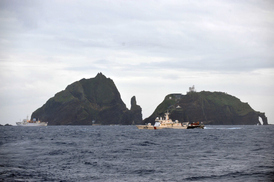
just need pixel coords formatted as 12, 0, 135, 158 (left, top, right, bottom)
0, 125, 273, 182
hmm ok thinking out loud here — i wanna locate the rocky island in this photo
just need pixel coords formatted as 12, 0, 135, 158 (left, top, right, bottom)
143, 87, 268, 125
32, 74, 267, 125
31, 73, 142, 125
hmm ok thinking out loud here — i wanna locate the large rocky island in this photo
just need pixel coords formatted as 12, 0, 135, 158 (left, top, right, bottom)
143, 89, 268, 125
31, 73, 142, 125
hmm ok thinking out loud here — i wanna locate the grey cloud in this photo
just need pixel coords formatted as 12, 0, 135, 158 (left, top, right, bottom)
1, 0, 273, 73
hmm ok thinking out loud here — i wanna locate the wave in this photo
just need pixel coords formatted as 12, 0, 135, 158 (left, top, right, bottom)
205, 127, 242, 130
183, 170, 273, 181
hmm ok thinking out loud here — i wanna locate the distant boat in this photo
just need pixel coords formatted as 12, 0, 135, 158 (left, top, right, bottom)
16, 118, 48, 126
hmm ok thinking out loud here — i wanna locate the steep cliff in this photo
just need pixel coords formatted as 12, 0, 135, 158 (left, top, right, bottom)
144, 91, 268, 125
130, 96, 143, 124
31, 73, 143, 125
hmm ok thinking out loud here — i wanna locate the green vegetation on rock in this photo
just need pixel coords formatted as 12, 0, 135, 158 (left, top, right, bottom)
144, 91, 267, 125
31, 73, 143, 125
31, 73, 267, 126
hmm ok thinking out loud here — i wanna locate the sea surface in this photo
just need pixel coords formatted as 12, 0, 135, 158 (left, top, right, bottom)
0, 125, 273, 182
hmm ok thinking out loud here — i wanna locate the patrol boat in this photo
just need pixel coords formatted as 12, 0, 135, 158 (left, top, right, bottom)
136, 112, 188, 130
16, 117, 48, 126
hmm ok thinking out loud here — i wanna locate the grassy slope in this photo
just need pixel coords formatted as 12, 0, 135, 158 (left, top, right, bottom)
199, 91, 254, 116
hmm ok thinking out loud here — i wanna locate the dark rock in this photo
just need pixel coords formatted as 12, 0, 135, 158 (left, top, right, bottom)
257, 112, 268, 125
31, 73, 143, 125
144, 91, 268, 125
130, 96, 142, 125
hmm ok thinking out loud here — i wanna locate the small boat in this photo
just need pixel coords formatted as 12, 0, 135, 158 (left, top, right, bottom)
16, 118, 48, 126
136, 112, 188, 130
187, 121, 204, 129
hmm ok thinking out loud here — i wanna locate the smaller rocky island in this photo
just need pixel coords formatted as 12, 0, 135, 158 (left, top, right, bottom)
144, 87, 268, 125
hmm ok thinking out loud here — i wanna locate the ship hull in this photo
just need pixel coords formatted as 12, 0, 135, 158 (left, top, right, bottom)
187, 125, 204, 129
136, 125, 154, 130
136, 125, 187, 130
154, 125, 188, 130
16, 122, 48, 126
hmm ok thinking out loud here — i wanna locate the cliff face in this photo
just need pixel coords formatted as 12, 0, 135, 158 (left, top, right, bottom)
130, 96, 143, 124
144, 91, 268, 125
31, 73, 143, 125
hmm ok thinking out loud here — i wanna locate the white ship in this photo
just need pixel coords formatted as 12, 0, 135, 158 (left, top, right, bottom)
136, 112, 188, 130
16, 118, 48, 126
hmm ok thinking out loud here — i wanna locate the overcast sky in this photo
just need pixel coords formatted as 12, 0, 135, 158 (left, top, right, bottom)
1, 0, 273, 125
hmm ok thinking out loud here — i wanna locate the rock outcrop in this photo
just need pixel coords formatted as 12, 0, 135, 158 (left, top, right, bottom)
257, 112, 268, 125
31, 73, 143, 125
144, 91, 268, 125
130, 96, 142, 124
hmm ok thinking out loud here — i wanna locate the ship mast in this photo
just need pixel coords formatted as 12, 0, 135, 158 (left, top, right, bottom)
165, 111, 169, 120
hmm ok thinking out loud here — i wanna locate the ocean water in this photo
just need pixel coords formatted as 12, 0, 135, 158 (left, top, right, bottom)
0, 125, 273, 182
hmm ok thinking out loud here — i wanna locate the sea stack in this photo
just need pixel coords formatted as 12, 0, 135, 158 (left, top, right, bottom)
130, 96, 143, 125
